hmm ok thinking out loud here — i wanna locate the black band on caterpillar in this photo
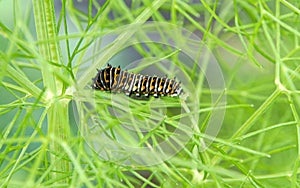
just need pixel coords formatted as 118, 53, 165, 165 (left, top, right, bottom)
91, 64, 183, 98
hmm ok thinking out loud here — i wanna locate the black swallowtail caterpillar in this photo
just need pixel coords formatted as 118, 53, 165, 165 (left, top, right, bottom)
91, 64, 183, 98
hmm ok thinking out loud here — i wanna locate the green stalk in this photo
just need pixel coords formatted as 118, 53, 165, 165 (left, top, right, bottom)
231, 89, 282, 139
32, 0, 70, 183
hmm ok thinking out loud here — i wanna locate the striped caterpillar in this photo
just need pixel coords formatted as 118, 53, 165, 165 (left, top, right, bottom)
91, 64, 182, 98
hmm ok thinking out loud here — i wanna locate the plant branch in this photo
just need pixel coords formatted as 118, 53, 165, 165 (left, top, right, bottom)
32, 0, 70, 183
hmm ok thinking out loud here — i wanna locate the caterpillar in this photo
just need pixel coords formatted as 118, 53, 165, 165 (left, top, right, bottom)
91, 64, 183, 98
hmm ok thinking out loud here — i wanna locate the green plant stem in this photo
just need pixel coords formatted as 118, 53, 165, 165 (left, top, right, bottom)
32, 0, 70, 183
231, 89, 282, 140
6, 64, 43, 101
47, 99, 71, 179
